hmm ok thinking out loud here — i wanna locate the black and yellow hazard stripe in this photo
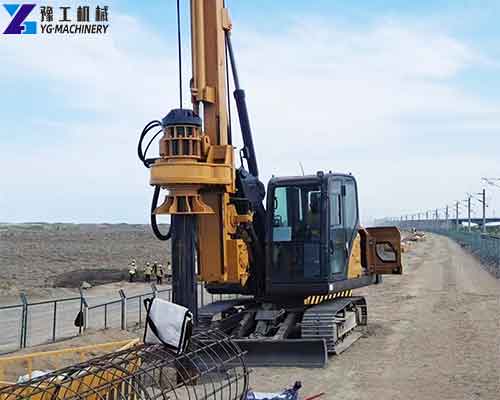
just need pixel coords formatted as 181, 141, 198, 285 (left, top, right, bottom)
304, 289, 353, 305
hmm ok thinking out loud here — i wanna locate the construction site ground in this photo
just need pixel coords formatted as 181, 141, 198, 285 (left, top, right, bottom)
251, 233, 500, 399
1, 232, 499, 398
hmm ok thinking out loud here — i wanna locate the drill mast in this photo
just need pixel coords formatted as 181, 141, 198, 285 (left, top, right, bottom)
148, 0, 254, 316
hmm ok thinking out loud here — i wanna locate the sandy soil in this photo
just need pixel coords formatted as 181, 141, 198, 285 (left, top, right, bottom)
1, 228, 499, 399
0, 223, 170, 301
250, 234, 500, 399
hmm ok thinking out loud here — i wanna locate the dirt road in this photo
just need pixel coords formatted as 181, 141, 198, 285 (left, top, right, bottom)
252, 234, 500, 399
1, 231, 498, 398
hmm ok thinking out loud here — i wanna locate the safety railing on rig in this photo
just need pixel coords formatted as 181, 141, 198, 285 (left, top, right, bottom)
0, 283, 243, 355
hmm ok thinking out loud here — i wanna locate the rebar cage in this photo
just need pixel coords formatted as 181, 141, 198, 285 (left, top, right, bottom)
0, 329, 249, 400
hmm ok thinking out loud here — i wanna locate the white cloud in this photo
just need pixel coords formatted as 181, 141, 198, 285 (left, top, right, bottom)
1, 11, 499, 223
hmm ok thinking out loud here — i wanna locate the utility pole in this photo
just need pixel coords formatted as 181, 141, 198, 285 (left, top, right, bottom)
482, 188, 486, 234
435, 208, 439, 230
445, 205, 449, 231
455, 201, 459, 231
468, 196, 471, 233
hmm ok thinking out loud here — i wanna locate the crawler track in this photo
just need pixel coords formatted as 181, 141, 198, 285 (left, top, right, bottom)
302, 296, 367, 353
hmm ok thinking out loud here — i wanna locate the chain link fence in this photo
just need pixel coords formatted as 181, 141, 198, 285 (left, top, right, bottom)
429, 229, 500, 278
0, 295, 84, 354
400, 222, 500, 278
0, 283, 241, 354
0, 303, 24, 354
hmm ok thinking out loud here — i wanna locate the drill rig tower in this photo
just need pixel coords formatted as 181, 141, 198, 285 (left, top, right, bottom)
138, 0, 402, 367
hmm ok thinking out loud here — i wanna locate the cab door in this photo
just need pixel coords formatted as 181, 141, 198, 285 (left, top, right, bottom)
328, 179, 347, 279
361, 227, 402, 274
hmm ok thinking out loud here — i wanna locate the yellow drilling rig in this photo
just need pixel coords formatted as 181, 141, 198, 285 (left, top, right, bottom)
137, 0, 402, 367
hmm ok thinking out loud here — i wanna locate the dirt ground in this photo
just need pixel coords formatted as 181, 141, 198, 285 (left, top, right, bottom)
1, 228, 499, 399
251, 234, 500, 399
0, 223, 169, 301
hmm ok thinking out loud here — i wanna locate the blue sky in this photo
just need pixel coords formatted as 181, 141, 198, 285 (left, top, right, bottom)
1, 1, 499, 223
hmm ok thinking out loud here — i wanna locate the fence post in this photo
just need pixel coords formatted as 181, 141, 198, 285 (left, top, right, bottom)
52, 301, 57, 342
119, 289, 127, 330
19, 293, 28, 349
138, 295, 142, 327
79, 287, 88, 334
497, 238, 500, 278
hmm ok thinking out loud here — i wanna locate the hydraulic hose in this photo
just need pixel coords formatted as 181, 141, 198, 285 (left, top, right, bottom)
151, 185, 172, 241
137, 120, 162, 168
138, 120, 172, 241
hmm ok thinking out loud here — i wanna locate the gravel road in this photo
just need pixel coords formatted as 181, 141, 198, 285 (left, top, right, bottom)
251, 234, 500, 399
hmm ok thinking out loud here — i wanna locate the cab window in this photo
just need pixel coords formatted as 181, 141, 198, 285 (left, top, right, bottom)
343, 178, 358, 240
329, 179, 345, 276
271, 183, 323, 281
329, 180, 342, 227
272, 185, 321, 242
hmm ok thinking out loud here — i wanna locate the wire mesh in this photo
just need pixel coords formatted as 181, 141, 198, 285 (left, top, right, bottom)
412, 227, 500, 278
155, 290, 172, 303
23, 299, 83, 348
126, 294, 155, 329
0, 329, 248, 400
25, 303, 53, 347
0, 304, 23, 354
55, 300, 84, 341
87, 301, 122, 331
0, 285, 244, 354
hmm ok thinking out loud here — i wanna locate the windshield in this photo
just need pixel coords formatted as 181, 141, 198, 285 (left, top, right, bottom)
272, 184, 322, 242
270, 183, 324, 281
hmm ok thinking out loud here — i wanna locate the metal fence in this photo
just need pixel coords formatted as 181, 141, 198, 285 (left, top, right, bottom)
401, 222, 500, 278
83, 284, 242, 332
0, 282, 241, 354
428, 229, 500, 278
0, 303, 24, 354
0, 294, 84, 354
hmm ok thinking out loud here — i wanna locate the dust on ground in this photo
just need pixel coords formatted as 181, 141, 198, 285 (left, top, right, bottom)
251, 234, 500, 400
0, 223, 170, 302
2, 227, 499, 399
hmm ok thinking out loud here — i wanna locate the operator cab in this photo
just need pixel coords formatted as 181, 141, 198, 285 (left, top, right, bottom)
265, 172, 400, 297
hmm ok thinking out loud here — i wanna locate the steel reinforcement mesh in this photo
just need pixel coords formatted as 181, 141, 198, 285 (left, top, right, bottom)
0, 329, 249, 400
